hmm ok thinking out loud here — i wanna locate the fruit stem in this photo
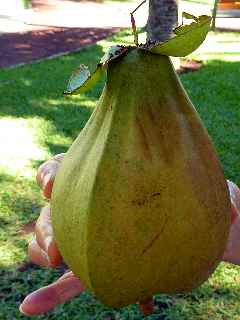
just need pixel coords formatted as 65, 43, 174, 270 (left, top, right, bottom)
130, 13, 138, 46
139, 296, 155, 316
130, 0, 146, 46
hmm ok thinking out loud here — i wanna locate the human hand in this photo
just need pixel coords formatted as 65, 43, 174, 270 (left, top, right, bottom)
19, 154, 240, 315
20, 154, 154, 316
19, 154, 85, 316
223, 180, 240, 265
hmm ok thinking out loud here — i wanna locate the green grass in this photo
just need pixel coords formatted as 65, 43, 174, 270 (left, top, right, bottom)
0, 28, 240, 319
21, 0, 31, 9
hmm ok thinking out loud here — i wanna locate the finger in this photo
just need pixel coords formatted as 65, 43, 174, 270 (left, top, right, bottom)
19, 271, 85, 316
36, 153, 65, 186
227, 180, 240, 213
36, 153, 65, 199
35, 206, 62, 266
223, 204, 240, 265
36, 161, 57, 189
42, 173, 55, 199
28, 237, 51, 268
231, 203, 238, 224
35, 205, 52, 250
139, 296, 155, 316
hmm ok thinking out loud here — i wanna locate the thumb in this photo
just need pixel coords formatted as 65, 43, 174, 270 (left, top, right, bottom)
36, 153, 65, 199
19, 271, 84, 316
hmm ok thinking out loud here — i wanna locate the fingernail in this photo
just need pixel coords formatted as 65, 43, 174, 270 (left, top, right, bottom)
43, 174, 54, 199
42, 173, 52, 189
231, 205, 238, 224
19, 303, 32, 316
46, 239, 55, 264
54, 153, 65, 162
47, 240, 62, 267
19, 304, 23, 314
45, 236, 53, 252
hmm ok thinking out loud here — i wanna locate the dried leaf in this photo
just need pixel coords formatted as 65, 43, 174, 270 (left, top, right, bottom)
64, 46, 129, 95
149, 14, 211, 57
100, 45, 129, 67
64, 64, 103, 95
182, 12, 198, 21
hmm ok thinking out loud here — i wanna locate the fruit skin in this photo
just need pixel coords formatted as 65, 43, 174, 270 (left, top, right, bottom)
51, 48, 231, 308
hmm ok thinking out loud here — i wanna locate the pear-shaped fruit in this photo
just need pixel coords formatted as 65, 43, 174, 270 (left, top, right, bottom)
51, 48, 231, 308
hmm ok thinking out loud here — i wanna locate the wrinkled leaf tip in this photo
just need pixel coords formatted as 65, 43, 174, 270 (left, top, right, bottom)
182, 12, 198, 21
148, 13, 212, 57
100, 45, 129, 67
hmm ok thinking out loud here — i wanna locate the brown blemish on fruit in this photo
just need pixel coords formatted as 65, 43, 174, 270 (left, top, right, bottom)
136, 116, 152, 161
148, 105, 158, 125
141, 216, 169, 255
132, 192, 161, 207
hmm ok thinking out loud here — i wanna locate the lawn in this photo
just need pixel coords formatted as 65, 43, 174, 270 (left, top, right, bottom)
0, 29, 240, 319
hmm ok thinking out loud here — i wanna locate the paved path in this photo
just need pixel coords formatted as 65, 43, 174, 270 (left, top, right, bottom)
2, 0, 239, 33
28, 0, 145, 29
0, 0, 143, 68
0, 27, 118, 69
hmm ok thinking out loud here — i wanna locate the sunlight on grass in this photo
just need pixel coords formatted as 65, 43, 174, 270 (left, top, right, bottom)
46, 96, 96, 109
0, 118, 47, 178
210, 263, 240, 286
189, 32, 240, 61
0, 241, 26, 267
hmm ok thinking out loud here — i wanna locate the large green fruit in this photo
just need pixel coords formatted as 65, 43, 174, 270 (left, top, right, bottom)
51, 48, 231, 308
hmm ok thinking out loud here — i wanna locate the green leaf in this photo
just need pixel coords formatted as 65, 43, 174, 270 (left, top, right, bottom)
149, 14, 212, 57
182, 12, 198, 21
174, 14, 210, 36
64, 64, 103, 95
100, 45, 128, 67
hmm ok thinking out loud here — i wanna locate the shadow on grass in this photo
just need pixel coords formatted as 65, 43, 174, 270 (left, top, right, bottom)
46, 142, 70, 155
0, 171, 44, 229
0, 56, 239, 180
0, 262, 118, 320
1, 261, 240, 319
0, 43, 105, 157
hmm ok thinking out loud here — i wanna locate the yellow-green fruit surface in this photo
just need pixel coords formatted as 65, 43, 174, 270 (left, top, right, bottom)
51, 48, 231, 308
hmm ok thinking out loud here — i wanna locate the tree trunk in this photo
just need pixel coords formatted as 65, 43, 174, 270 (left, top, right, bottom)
147, 0, 178, 42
